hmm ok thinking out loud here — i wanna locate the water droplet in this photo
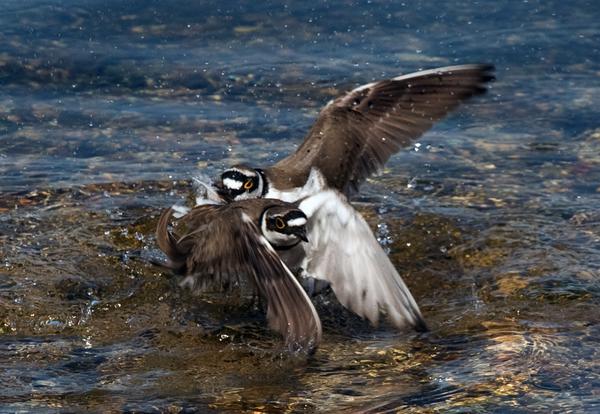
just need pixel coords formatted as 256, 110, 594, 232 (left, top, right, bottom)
407, 177, 417, 189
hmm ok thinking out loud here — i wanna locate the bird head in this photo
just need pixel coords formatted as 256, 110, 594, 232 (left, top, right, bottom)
216, 165, 264, 202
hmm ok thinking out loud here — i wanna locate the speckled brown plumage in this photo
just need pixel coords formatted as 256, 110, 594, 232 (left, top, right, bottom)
156, 199, 322, 351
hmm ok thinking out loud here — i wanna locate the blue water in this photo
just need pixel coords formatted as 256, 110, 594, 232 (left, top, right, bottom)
1, 0, 600, 412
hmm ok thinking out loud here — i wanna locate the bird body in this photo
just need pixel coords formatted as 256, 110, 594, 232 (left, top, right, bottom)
156, 199, 322, 351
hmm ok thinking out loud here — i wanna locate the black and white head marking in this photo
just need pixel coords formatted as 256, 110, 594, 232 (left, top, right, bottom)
218, 166, 266, 201
261, 206, 308, 249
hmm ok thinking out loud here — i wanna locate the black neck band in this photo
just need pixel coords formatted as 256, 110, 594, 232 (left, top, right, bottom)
274, 240, 301, 251
256, 168, 269, 197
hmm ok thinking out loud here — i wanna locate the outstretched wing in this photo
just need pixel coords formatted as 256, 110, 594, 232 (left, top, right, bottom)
274, 64, 494, 194
298, 191, 427, 332
156, 207, 322, 351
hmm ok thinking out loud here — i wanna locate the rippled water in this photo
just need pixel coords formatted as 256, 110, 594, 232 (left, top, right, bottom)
1, 0, 600, 412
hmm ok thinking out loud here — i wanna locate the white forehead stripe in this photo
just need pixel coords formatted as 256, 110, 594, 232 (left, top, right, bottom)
287, 217, 307, 227
223, 178, 243, 190
229, 167, 256, 176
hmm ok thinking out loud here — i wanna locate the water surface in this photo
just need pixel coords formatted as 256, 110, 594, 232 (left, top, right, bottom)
1, 0, 600, 412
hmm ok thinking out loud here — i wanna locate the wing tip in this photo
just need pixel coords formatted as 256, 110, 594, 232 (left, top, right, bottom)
435, 63, 497, 91
245, 217, 323, 353
475, 63, 496, 86
285, 333, 322, 355
271, 311, 323, 354
413, 315, 429, 333
391, 63, 496, 86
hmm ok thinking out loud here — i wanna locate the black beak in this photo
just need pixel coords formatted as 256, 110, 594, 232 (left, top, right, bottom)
214, 183, 233, 202
296, 227, 309, 243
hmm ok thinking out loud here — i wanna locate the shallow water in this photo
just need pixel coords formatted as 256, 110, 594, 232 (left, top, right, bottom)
1, 0, 600, 412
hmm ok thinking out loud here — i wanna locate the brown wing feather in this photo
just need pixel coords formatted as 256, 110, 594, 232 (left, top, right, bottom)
156, 207, 188, 272
273, 64, 494, 194
157, 205, 238, 286
155, 204, 322, 351
236, 216, 322, 351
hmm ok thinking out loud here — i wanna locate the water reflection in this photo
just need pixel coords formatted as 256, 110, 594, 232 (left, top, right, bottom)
1, 0, 600, 412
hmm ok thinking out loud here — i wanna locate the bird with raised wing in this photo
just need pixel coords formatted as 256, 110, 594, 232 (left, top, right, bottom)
215, 64, 494, 202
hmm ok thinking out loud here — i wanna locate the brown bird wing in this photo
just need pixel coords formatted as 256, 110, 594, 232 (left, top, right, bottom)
156, 206, 322, 351
273, 64, 494, 194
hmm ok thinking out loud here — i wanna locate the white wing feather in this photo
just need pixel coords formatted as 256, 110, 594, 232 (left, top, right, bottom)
299, 190, 426, 331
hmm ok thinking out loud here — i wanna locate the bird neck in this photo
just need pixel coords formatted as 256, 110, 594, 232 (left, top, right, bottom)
274, 239, 302, 251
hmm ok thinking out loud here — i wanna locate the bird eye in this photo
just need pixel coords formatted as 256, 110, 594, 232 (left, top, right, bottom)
244, 179, 254, 190
275, 217, 285, 229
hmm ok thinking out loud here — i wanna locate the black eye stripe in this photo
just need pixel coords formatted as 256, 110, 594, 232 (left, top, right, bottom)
265, 214, 306, 236
223, 171, 248, 182
229, 188, 245, 196
284, 210, 307, 221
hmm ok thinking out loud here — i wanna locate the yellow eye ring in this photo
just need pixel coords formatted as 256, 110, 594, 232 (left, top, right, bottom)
275, 218, 285, 229
243, 179, 254, 190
